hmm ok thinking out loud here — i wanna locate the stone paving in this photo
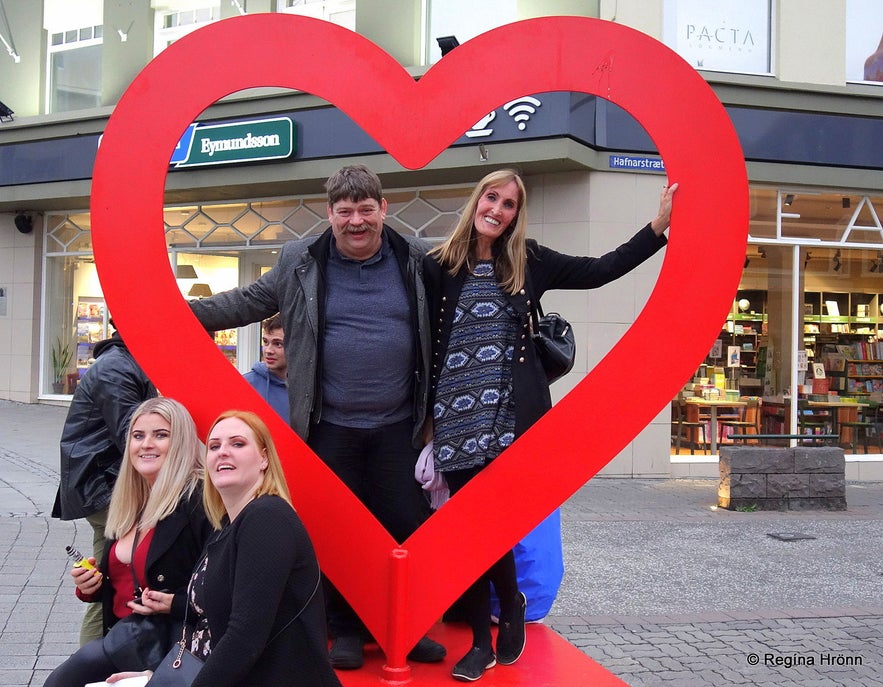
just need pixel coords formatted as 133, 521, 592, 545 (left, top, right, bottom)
1, 399, 882, 686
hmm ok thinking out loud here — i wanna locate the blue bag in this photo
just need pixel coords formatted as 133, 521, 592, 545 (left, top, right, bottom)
491, 509, 564, 621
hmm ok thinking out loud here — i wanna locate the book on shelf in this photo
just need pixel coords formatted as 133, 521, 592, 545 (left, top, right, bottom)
823, 353, 846, 372
848, 379, 883, 393
849, 341, 883, 360
812, 377, 830, 394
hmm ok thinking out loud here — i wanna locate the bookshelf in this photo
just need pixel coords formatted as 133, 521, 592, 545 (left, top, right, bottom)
804, 292, 881, 360
819, 342, 883, 395
845, 360, 883, 394
723, 290, 766, 378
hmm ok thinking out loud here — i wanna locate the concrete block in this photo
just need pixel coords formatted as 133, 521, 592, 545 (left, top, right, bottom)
809, 473, 846, 498
720, 472, 766, 500
719, 447, 795, 475
766, 473, 811, 498
719, 446, 846, 510
786, 496, 847, 511
718, 496, 787, 511
793, 447, 845, 473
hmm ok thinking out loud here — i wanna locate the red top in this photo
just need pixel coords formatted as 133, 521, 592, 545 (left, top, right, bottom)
77, 527, 156, 618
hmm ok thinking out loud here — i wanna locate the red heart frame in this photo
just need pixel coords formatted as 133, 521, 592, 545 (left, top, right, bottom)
91, 14, 747, 669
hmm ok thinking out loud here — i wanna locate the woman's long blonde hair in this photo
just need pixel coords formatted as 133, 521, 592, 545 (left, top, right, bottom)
202, 410, 292, 530
106, 397, 203, 539
429, 169, 528, 295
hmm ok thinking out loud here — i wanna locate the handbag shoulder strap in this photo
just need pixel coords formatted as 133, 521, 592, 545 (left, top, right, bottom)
267, 570, 322, 644
173, 557, 321, 649
128, 520, 144, 598
523, 267, 545, 335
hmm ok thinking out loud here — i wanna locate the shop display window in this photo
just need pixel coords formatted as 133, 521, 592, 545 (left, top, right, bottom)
672, 189, 883, 456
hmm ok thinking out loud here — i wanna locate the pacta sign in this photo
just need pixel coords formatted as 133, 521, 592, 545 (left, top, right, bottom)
91, 14, 748, 683
171, 116, 295, 167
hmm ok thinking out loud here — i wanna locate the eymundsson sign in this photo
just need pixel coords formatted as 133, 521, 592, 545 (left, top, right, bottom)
171, 117, 295, 167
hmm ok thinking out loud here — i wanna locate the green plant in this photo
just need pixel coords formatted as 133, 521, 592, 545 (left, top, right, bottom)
51, 336, 73, 384
735, 503, 759, 512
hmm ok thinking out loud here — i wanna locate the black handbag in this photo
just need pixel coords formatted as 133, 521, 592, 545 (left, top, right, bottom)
531, 303, 576, 384
146, 636, 203, 687
102, 524, 172, 672
102, 614, 171, 672
147, 571, 203, 687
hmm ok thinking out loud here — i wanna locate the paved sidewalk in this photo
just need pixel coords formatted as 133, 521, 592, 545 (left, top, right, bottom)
548, 479, 883, 686
1, 399, 882, 686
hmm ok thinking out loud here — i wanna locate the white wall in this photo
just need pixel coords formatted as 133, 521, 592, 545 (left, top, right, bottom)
0, 214, 41, 402
526, 170, 671, 477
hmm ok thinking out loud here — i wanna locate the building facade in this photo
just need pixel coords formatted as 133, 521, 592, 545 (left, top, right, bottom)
1, 0, 882, 478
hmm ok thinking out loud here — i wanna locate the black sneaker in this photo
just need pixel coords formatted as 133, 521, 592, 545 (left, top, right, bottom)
496, 592, 527, 665
451, 646, 496, 682
329, 635, 365, 670
407, 636, 446, 663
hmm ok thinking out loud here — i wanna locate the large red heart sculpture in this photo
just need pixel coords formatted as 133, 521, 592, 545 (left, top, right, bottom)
91, 13, 747, 676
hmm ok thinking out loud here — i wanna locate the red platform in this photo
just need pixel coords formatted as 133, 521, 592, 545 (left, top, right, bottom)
337, 622, 629, 686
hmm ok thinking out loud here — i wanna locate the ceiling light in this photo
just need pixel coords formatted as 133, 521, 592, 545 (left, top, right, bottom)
188, 283, 213, 298
176, 264, 198, 279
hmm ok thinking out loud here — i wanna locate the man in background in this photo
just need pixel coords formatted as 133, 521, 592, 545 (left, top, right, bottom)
243, 313, 289, 420
51, 327, 157, 644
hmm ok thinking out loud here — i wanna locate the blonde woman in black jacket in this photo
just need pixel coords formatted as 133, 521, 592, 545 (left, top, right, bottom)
424, 169, 676, 681
45, 397, 211, 686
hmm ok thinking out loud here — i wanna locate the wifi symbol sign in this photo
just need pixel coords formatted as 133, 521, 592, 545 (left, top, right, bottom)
504, 96, 542, 131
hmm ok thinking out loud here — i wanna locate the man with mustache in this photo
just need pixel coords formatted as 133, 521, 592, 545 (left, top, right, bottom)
189, 165, 444, 670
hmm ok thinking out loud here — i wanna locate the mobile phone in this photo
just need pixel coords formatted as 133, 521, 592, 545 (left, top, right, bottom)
65, 545, 97, 571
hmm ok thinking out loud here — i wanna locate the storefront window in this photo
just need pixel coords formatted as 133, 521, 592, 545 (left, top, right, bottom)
672, 189, 883, 457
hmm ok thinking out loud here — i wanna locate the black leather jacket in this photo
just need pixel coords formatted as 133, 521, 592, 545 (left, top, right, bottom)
52, 335, 156, 520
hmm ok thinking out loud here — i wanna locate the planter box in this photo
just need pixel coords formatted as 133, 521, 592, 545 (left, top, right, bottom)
718, 446, 846, 510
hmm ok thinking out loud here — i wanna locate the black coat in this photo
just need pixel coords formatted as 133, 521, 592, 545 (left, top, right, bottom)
191, 495, 341, 687
53, 335, 157, 520
425, 225, 667, 436
88, 488, 213, 634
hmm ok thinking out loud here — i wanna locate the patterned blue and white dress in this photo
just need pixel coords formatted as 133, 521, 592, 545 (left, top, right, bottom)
433, 261, 518, 472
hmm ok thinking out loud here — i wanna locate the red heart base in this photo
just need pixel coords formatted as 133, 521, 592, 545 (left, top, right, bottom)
91, 13, 747, 683
340, 623, 628, 687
